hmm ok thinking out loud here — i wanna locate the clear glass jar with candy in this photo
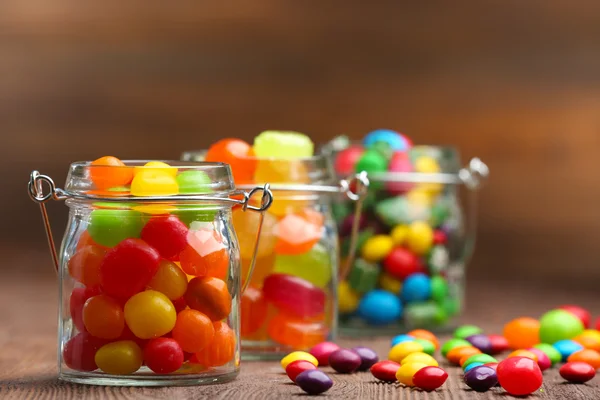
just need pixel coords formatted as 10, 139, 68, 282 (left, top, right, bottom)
182, 131, 368, 359
28, 158, 273, 386
324, 132, 489, 335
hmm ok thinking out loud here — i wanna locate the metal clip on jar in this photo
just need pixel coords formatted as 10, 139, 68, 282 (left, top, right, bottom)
329, 146, 489, 335
182, 151, 369, 359
28, 161, 273, 386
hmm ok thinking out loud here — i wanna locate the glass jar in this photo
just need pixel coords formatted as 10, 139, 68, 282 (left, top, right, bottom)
327, 144, 488, 335
182, 151, 367, 359
28, 161, 272, 386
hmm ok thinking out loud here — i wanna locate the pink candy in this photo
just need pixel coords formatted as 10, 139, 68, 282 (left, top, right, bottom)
309, 342, 340, 366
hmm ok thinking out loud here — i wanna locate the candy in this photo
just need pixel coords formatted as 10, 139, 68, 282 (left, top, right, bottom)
286, 360, 317, 382
143, 338, 184, 374
382, 247, 418, 280
357, 290, 402, 325
407, 329, 439, 350
404, 301, 447, 328
193, 321, 236, 367
466, 334, 493, 354
352, 347, 379, 371
441, 338, 472, 357
527, 347, 552, 371
461, 354, 497, 369
508, 349, 538, 363
447, 347, 481, 365
390, 224, 409, 245
82, 294, 125, 339
539, 309, 584, 344
184, 277, 232, 321
560, 361, 596, 383
378, 272, 402, 294
554, 339, 585, 361
355, 149, 388, 181
171, 309, 215, 353
281, 351, 319, 369
405, 221, 433, 255
268, 313, 327, 349
413, 339, 436, 356
396, 362, 428, 387
89, 156, 133, 190
233, 208, 277, 260
464, 365, 498, 392
503, 317, 540, 349
363, 129, 411, 151
205, 138, 257, 184
274, 211, 322, 255
388, 341, 424, 363
533, 343, 563, 365
334, 145, 364, 176
273, 244, 332, 288
464, 362, 483, 372
253, 131, 314, 159
63, 332, 106, 371
140, 215, 188, 259
87, 209, 144, 248
179, 229, 229, 279
386, 152, 414, 194
401, 273, 431, 303
68, 245, 106, 287
240, 286, 268, 337
95, 340, 143, 375
574, 330, 600, 351
338, 281, 360, 314
370, 360, 400, 382
497, 357, 543, 396
295, 370, 333, 395
100, 238, 161, 299
348, 259, 379, 293
454, 325, 483, 340
124, 290, 176, 339
412, 366, 448, 392
375, 196, 431, 226
401, 352, 438, 367
70, 286, 102, 332
391, 334, 415, 347
559, 305, 591, 329
263, 273, 325, 318
329, 348, 362, 373
147, 260, 188, 300
360, 235, 394, 262
430, 275, 449, 303
488, 334, 510, 354
309, 342, 340, 366
175, 170, 212, 194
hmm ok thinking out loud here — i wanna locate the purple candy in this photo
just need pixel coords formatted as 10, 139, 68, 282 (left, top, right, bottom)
464, 365, 498, 392
295, 370, 333, 395
466, 334, 493, 354
329, 348, 362, 373
351, 346, 379, 371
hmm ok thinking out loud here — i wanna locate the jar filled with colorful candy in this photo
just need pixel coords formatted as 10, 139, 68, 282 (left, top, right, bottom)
28, 158, 272, 386
325, 131, 488, 335
182, 131, 367, 359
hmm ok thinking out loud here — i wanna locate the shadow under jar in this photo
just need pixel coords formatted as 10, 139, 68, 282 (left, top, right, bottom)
28, 161, 272, 386
182, 151, 367, 359
328, 145, 488, 336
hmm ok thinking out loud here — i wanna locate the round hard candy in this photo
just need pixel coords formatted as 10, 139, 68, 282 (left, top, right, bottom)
363, 129, 411, 151
503, 317, 540, 349
357, 290, 402, 325
401, 273, 432, 303
441, 338, 472, 357
280, 351, 318, 370
400, 352, 438, 367
389, 341, 424, 364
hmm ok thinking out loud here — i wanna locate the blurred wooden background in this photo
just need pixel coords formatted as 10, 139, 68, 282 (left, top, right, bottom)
2, 1, 600, 288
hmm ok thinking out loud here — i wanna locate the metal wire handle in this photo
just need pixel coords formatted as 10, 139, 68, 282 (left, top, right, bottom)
28, 170, 274, 282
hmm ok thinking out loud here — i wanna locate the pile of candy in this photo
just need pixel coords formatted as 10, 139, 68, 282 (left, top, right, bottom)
203, 132, 335, 351
64, 157, 236, 376
333, 130, 464, 330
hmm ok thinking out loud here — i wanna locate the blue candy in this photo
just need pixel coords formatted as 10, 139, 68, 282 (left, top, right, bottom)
357, 290, 403, 325
553, 339, 584, 361
464, 362, 484, 373
363, 129, 411, 151
401, 273, 432, 303
391, 334, 415, 347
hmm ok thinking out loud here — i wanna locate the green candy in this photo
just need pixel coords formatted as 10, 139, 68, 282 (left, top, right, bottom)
87, 209, 144, 247
441, 296, 461, 317
414, 338, 436, 356
176, 171, 213, 194
355, 150, 388, 189
533, 343, 562, 365
454, 324, 483, 340
375, 196, 431, 226
348, 258, 380, 293
174, 205, 218, 226
462, 354, 497, 369
273, 244, 332, 288
370, 141, 394, 161
92, 202, 137, 209
404, 301, 448, 329
429, 202, 450, 227
538, 309, 584, 344
441, 338, 472, 357
430, 275, 449, 302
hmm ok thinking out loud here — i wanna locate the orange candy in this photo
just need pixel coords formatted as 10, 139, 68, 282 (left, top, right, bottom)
68, 245, 106, 287
568, 349, 600, 369
89, 156, 133, 190
447, 346, 481, 365
407, 329, 440, 350
204, 138, 257, 184
172, 309, 215, 353
574, 331, 600, 351
76, 230, 108, 251
503, 317, 540, 349
193, 321, 236, 367
241, 252, 276, 288
184, 277, 232, 321
508, 349, 538, 363
82, 295, 124, 339
179, 230, 229, 279
267, 313, 327, 349
241, 286, 268, 337
274, 210, 323, 255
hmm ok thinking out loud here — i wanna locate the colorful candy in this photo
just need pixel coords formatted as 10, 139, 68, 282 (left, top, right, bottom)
352, 347, 379, 371
254, 131, 314, 159
388, 341, 424, 363
568, 348, 600, 369
413, 338, 436, 356
401, 352, 438, 367
357, 290, 402, 325
396, 362, 428, 386
143, 338, 184, 374
554, 339, 585, 361
370, 360, 400, 382
63, 332, 106, 371
263, 274, 325, 318
497, 357, 543, 396
88, 209, 144, 248
95, 340, 143, 375
574, 330, 600, 351
454, 325, 483, 340
507, 349, 538, 363
447, 346, 481, 365
464, 365, 498, 392
184, 276, 232, 321
204, 138, 257, 184
309, 342, 340, 366
281, 351, 319, 369
286, 360, 317, 382
539, 309, 584, 344
295, 370, 333, 395
527, 347, 552, 371
559, 361, 596, 383
240, 286, 268, 337
273, 244, 332, 288
171, 309, 215, 353
68, 245, 106, 287
179, 229, 229, 279
461, 354, 497, 369
147, 260, 188, 300
412, 366, 448, 392
503, 317, 540, 349
487, 334, 510, 354
89, 156, 133, 190
465, 334, 492, 354
559, 305, 591, 329
441, 338, 472, 357
391, 334, 415, 347
268, 313, 327, 349
140, 215, 188, 259
82, 294, 125, 339
329, 349, 362, 373
533, 343, 563, 365
124, 290, 176, 339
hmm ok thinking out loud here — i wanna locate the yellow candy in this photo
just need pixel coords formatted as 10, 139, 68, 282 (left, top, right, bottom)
131, 170, 178, 197
280, 351, 318, 369
379, 272, 402, 294
406, 221, 434, 255
254, 160, 310, 217
406, 187, 435, 206
338, 281, 360, 314
361, 235, 394, 262
574, 330, 600, 351
415, 156, 441, 174
389, 341, 425, 363
400, 352, 439, 367
134, 161, 178, 177
124, 290, 177, 339
95, 340, 143, 375
390, 225, 409, 246
396, 362, 429, 386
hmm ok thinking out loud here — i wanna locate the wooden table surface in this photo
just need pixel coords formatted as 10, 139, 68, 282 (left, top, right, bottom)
2, 254, 599, 399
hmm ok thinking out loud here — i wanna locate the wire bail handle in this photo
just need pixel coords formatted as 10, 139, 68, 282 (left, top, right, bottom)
28, 170, 274, 282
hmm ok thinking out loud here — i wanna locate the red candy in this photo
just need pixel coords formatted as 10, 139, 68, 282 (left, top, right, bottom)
171, 297, 187, 314
334, 145, 364, 176
63, 332, 107, 372
144, 338, 184, 374
263, 274, 325, 318
70, 285, 102, 332
433, 230, 447, 245
596, 317, 600, 331
286, 360, 317, 382
141, 215, 188, 260
559, 305, 591, 329
412, 366, 448, 392
100, 238, 161, 299
370, 360, 400, 382
560, 361, 596, 383
309, 342, 341, 366
487, 334, 510, 355
382, 248, 419, 280
497, 357, 543, 396
527, 347, 552, 371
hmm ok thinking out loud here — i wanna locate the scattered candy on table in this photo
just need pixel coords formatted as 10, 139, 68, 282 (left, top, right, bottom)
497, 356, 543, 396
295, 370, 334, 395
559, 361, 596, 383
329, 349, 362, 373
464, 365, 498, 392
